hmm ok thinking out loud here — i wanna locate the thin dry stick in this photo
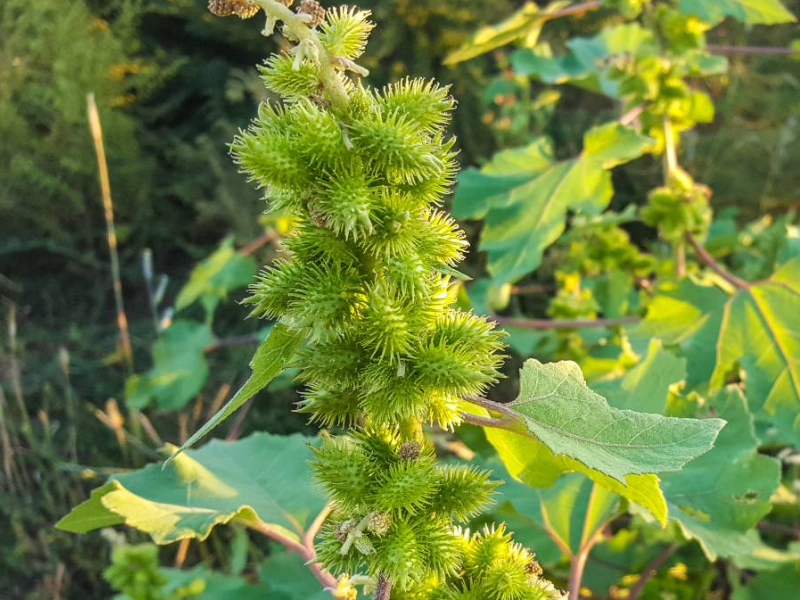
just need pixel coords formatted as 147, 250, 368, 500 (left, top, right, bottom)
174, 538, 191, 568
708, 44, 800, 56
685, 232, 751, 290
87, 93, 134, 374
628, 544, 678, 600
492, 315, 638, 330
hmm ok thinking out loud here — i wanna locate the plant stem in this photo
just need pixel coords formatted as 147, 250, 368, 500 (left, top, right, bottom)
87, 93, 134, 375
253, 521, 338, 592
546, 1, 603, 21
707, 44, 800, 56
628, 544, 678, 600
661, 117, 686, 278
685, 232, 751, 290
374, 572, 393, 600
492, 315, 638, 330
252, 0, 352, 108
567, 545, 590, 600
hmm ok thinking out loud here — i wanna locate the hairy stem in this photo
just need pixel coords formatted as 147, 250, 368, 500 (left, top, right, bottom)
252, 0, 352, 108
374, 572, 393, 600
685, 232, 751, 290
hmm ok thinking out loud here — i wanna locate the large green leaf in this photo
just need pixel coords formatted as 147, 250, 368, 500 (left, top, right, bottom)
125, 320, 216, 410
170, 322, 303, 460
637, 258, 800, 442
175, 237, 257, 315
658, 388, 781, 560
453, 123, 651, 284
443, 1, 569, 65
494, 358, 724, 481
57, 432, 325, 544
479, 406, 669, 525
732, 563, 800, 600
679, 0, 795, 24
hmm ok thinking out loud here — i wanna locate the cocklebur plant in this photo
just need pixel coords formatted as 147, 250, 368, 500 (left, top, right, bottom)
221, 0, 564, 598
57, 3, 728, 599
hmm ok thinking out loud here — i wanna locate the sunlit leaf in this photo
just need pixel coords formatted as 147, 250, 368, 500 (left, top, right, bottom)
443, 1, 570, 65
498, 358, 723, 481
57, 433, 325, 544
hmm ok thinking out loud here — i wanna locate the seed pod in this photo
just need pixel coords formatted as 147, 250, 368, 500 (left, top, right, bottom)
207, 0, 259, 19
334, 518, 358, 542
366, 511, 392, 537
298, 0, 326, 27
398, 440, 421, 461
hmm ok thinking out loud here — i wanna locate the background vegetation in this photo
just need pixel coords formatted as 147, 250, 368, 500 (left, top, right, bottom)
1, 0, 799, 599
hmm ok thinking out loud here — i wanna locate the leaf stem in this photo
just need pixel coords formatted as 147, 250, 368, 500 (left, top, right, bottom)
252, 521, 338, 592
627, 544, 678, 600
567, 545, 590, 600
685, 232, 751, 290
492, 315, 639, 330
545, 1, 603, 21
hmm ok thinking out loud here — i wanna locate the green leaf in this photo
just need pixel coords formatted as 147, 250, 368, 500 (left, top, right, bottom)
511, 24, 657, 97
732, 563, 800, 600
443, 1, 569, 65
57, 432, 325, 544
497, 358, 724, 482
593, 339, 687, 414
659, 388, 781, 560
125, 320, 216, 410
638, 258, 800, 442
175, 237, 258, 315
679, 0, 795, 24
483, 414, 669, 525
454, 123, 651, 284
54, 482, 124, 533
169, 322, 303, 460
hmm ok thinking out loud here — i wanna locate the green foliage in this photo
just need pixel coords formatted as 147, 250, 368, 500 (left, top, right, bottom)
125, 321, 216, 411
489, 358, 722, 481
58, 433, 325, 544
453, 123, 652, 283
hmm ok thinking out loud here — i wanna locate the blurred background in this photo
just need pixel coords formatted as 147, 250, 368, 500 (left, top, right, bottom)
1, 0, 799, 598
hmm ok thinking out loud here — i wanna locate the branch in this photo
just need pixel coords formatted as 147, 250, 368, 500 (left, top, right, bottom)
492, 315, 638, 330
239, 230, 277, 256
627, 544, 678, 600
204, 334, 261, 353
545, 0, 603, 21
252, 521, 339, 593
252, 0, 355, 108
685, 232, 751, 290
708, 44, 800, 56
